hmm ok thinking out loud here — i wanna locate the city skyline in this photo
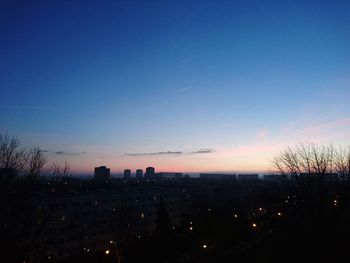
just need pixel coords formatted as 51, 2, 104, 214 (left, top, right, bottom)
1, 1, 350, 174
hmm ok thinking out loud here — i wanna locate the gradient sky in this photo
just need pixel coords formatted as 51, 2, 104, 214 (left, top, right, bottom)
1, 0, 350, 174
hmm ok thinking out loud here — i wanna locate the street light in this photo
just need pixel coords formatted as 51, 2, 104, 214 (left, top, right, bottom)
105, 250, 110, 255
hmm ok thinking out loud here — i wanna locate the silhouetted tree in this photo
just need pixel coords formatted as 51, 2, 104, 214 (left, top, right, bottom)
0, 133, 28, 180
0, 133, 71, 262
25, 147, 46, 179
271, 143, 350, 261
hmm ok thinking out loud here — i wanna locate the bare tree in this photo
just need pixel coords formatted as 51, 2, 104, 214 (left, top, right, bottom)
334, 146, 350, 182
272, 143, 350, 228
0, 133, 74, 262
272, 143, 337, 191
25, 147, 46, 179
0, 134, 28, 178
51, 161, 70, 179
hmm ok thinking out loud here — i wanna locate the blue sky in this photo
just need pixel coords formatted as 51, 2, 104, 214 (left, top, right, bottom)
1, 0, 350, 173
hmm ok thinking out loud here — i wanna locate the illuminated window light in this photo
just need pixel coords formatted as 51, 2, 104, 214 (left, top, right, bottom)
105, 250, 110, 255
252, 223, 257, 228
202, 244, 207, 249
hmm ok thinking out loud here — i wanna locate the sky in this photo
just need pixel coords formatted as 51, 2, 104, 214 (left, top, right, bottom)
1, 0, 350, 174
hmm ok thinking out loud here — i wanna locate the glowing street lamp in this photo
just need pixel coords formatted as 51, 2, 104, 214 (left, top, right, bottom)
105, 250, 110, 255
277, 212, 282, 216
202, 244, 207, 249
252, 223, 257, 228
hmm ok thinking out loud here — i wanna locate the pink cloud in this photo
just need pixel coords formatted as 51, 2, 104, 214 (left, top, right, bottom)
255, 128, 269, 139
303, 118, 350, 133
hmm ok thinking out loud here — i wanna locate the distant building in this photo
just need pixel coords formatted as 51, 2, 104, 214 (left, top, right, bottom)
123, 169, 131, 178
158, 172, 183, 179
263, 174, 279, 181
94, 166, 110, 182
145, 167, 155, 178
136, 169, 143, 178
237, 174, 259, 180
200, 173, 237, 180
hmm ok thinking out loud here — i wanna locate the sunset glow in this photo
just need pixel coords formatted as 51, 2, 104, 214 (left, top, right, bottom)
1, 1, 349, 175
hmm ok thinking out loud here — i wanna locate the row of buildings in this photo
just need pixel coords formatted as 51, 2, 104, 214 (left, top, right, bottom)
19, 176, 275, 262
94, 166, 274, 182
94, 166, 185, 181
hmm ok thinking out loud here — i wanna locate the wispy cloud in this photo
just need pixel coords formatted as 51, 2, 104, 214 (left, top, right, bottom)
173, 87, 190, 94
54, 151, 87, 156
0, 105, 54, 111
255, 129, 269, 139
302, 118, 350, 135
126, 149, 215, 156
126, 151, 183, 156
190, 149, 215, 154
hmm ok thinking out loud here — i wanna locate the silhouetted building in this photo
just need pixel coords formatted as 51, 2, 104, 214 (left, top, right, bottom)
263, 174, 279, 181
158, 172, 183, 178
237, 173, 259, 180
136, 169, 143, 178
200, 173, 237, 180
94, 166, 110, 182
31, 184, 190, 261
124, 169, 131, 179
145, 167, 155, 178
